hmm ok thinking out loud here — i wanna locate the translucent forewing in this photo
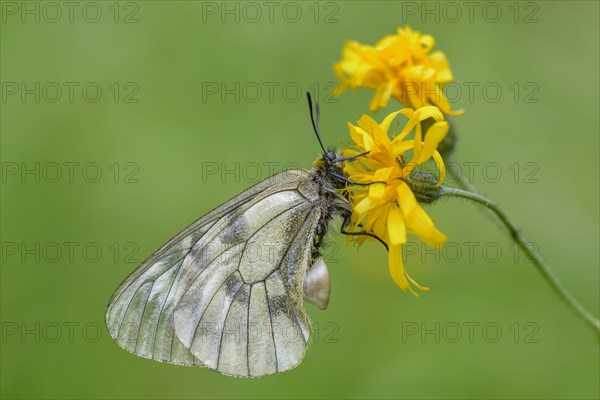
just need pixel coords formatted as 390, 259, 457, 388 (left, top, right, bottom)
105, 169, 323, 377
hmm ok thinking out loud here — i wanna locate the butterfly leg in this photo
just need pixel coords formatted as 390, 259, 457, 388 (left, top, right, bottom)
329, 172, 385, 187
331, 150, 370, 163
340, 214, 388, 251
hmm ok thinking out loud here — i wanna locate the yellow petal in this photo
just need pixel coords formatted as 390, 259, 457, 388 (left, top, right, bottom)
397, 109, 417, 138
414, 106, 444, 122
363, 206, 386, 233
397, 181, 447, 247
432, 150, 446, 186
430, 85, 464, 116
396, 181, 417, 215
369, 84, 387, 112
407, 91, 425, 111
368, 167, 392, 199
407, 275, 429, 292
355, 126, 374, 151
419, 34, 435, 53
390, 243, 426, 296
387, 205, 406, 245
354, 196, 377, 215
380, 109, 409, 135
357, 114, 379, 134
347, 122, 364, 148
404, 202, 447, 248
358, 115, 389, 146
379, 81, 394, 109
428, 51, 452, 81
391, 139, 415, 156
412, 119, 423, 165
388, 245, 409, 291
419, 120, 448, 163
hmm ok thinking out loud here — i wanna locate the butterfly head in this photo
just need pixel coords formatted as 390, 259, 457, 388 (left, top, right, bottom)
325, 150, 336, 162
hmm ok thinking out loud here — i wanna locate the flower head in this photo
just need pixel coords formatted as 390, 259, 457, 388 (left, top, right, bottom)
335, 26, 463, 115
342, 105, 449, 295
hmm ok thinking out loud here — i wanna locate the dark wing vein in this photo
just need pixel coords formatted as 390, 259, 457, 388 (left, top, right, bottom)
188, 269, 239, 349
106, 220, 217, 318
134, 280, 156, 351
215, 283, 245, 369
151, 260, 184, 359
117, 281, 153, 343
262, 206, 318, 369
115, 254, 186, 337
246, 285, 252, 375
176, 198, 306, 303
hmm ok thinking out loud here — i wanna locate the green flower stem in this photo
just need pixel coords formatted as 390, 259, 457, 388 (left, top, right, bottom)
445, 157, 505, 228
441, 185, 600, 334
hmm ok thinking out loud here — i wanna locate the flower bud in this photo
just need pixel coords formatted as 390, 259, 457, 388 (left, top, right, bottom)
406, 170, 443, 204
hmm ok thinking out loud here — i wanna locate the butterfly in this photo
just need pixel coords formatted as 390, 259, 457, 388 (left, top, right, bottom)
105, 94, 379, 377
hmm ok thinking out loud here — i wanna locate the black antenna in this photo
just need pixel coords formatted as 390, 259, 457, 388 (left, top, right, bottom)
306, 92, 328, 156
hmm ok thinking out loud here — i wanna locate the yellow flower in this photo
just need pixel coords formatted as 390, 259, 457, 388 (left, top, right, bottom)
343, 105, 448, 295
334, 26, 463, 115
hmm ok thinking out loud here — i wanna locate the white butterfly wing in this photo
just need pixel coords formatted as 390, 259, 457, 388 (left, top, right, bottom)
105, 169, 322, 376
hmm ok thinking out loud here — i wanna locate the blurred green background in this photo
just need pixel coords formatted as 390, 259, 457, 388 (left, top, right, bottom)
1, 1, 598, 399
